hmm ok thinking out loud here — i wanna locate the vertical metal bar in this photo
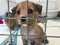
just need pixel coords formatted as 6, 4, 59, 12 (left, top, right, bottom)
7, 0, 13, 44
46, 0, 48, 18
26, 0, 30, 45
44, 0, 48, 45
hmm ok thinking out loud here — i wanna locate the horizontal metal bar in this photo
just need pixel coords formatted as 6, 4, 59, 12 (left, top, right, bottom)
47, 36, 60, 38
1, 17, 60, 20
0, 34, 60, 38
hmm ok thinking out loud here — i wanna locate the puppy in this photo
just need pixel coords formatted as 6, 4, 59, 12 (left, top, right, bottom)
5, 1, 48, 45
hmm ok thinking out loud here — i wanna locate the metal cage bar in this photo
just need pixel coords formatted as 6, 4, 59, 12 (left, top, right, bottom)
26, 0, 30, 45
7, 0, 13, 44
44, 0, 48, 45
0, 0, 60, 45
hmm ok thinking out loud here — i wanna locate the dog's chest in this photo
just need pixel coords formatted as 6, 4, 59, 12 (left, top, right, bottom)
21, 26, 39, 39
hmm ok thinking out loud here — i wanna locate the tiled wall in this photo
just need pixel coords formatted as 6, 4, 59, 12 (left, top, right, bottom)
0, 0, 57, 16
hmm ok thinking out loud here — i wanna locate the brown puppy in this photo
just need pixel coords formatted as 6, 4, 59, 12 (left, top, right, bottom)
5, 1, 48, 45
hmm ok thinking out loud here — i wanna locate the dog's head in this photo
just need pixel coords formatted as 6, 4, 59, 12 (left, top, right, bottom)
11, 1, 42, 27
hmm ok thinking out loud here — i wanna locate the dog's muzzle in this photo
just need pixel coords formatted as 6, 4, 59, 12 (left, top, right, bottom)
21, 17, 26, 24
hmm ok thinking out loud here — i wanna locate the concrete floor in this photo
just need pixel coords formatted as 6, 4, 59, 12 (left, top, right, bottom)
0, 20, 60, 45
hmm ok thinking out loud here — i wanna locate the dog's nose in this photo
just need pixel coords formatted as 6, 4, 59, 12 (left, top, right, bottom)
21, 17, 26, 22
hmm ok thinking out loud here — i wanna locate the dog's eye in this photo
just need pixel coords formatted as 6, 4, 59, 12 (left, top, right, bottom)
17, 10, 20, 15
28, 9, 33, 14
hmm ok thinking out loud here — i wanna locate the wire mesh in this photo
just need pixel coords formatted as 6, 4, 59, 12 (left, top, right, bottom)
0, 0, 60, 45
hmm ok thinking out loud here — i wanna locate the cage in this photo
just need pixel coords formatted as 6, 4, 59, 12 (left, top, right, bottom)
0, 0, 60, 45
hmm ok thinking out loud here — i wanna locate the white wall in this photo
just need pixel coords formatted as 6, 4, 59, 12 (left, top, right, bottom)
0, 0, 8, 16
56, 0, 60, 11
0, 0, 57, 16
0, 0, 17, 16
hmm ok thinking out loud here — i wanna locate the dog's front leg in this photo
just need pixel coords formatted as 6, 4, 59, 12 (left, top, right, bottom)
34, 39, 42, 45
22, 39, 27, 45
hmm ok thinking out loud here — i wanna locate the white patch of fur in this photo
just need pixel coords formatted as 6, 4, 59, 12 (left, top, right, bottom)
22, 24, 27, 26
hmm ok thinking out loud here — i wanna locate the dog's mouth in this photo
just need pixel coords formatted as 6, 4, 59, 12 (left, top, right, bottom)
22, 21, 27, 24
21, 17, 27, 24
21, 22, 28, 26
21, 20, 28, 26
21, 18, 33, 26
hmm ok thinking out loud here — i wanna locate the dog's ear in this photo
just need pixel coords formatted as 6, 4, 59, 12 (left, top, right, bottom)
33, 3, 42, 15
12, 5, 18, 15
